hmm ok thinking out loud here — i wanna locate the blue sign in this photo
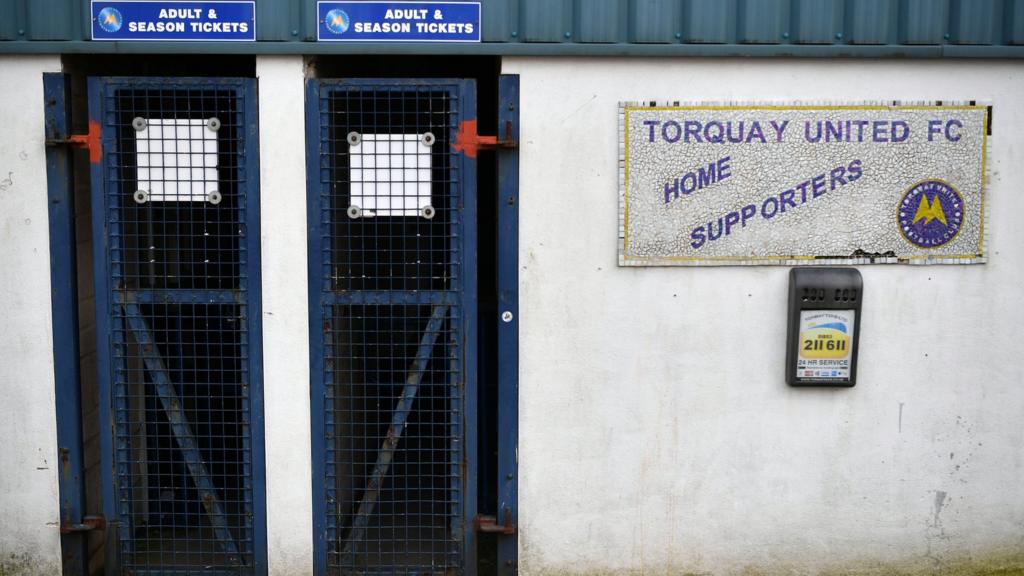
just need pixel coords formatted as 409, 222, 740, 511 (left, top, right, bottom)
318, 2, 481, 42
91, 1, 256, 41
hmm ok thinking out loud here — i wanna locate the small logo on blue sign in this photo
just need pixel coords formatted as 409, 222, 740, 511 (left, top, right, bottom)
898, 180, 964, 248
98, 6, 123, 32
324, 8, 350, 34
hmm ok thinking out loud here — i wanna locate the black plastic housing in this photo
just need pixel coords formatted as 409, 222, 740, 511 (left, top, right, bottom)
786, 268, 863, 387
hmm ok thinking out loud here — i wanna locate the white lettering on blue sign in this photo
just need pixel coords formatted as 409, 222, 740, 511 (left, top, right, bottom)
91, 1, 255, 41
318, 2, 481, 42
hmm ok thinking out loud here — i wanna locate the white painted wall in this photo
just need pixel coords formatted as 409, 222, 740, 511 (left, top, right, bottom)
503, 57, 1024, 575
5, 53, 1022, 576
0, 55, 64, 575
257, 56, 314, 576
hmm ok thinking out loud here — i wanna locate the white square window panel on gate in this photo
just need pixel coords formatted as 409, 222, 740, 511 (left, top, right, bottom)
348, 132, 435, 219
133, 118, 221, 204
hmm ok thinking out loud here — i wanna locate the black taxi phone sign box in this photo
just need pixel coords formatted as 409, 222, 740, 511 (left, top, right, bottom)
786, 268, 863, 387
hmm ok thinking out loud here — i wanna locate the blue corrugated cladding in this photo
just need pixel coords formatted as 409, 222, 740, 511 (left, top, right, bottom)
792, 0, 841, 44
738, 0, 788, 43
520, 0, 572, 42
633, 0, 681, 44
578, 0, 622, 43
949, 0, 999, 44
847, 0, 893, 45
684, 0, 732, 44
1011, 0, 1024, 44
900, 0, 949, 44
2, 0, 1024, 53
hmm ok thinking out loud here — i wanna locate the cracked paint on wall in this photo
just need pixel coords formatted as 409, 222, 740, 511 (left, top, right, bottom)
618, 103, 989, 266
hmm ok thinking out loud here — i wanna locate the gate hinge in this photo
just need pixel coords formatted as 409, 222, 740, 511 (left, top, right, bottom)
476, 119, 518, 150
60, 515, 106, 534
45, 120, 102, 164
453, 119, 518, 158
474, 512, 516, 535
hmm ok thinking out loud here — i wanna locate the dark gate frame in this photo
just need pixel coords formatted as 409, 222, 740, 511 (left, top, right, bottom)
306, 77, 485, 575
87, 76, 268, 575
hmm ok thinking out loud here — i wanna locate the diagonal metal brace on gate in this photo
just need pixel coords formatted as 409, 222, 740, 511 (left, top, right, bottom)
341, 304, 449, 561
116, 292, 243, 563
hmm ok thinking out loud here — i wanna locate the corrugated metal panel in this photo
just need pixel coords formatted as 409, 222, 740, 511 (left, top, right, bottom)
949, 0, 998, 44
578, 0, 624, 43
737, 0, 786, 44
792, 0, 840, 44
482, 0, 517, 41
2, 0, 1024, 57
258, 0, 298, 41
0, 0, 27, 41
847, 0, 894, 45
630, 0, 680, 43
684, 0, 732, 44
1009, 0, 1024, 44
520, 0, 571, 42
900, 0, 948, 45
302, 0, 317, 41
28, 0, 76, 40
79, 0, 92, 40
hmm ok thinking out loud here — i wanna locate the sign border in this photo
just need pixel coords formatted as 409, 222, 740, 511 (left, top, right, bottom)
316, 1, 482, 43
90, 0, 257, 42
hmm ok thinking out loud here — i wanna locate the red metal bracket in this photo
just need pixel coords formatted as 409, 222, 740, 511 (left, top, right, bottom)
474, 511, 516, 535
47, 119, 102, 164
60, 515, 106, 534
452, 119, 517, 158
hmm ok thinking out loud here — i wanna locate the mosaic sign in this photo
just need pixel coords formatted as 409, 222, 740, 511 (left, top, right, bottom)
618, 103, 989, 266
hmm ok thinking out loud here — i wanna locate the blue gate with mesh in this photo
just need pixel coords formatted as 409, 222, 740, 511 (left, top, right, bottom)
89, 77, 266, 574
307, 78, 479, 575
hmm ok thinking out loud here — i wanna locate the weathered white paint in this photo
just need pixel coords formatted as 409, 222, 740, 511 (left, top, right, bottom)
4, 52, 1021, 575
502, 57, 1024, 575
0, 55, 64, 575
257, 56, 314, 576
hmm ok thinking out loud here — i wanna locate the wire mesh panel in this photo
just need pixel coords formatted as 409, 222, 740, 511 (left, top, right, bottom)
309, 79, 477, 575
90, 77, 264, 575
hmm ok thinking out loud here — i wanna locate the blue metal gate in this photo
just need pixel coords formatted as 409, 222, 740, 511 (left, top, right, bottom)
89, 77, 266, 574
307, 78, 478, 575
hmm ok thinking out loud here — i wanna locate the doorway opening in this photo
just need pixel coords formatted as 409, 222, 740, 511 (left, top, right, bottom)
307, 55, 502, 575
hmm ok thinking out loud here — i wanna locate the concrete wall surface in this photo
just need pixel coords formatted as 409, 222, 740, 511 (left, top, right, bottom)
502, 57, 1024, 576
4, 53, 1023, 576
0, 55, 64, 576
257, 55, 314, 576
